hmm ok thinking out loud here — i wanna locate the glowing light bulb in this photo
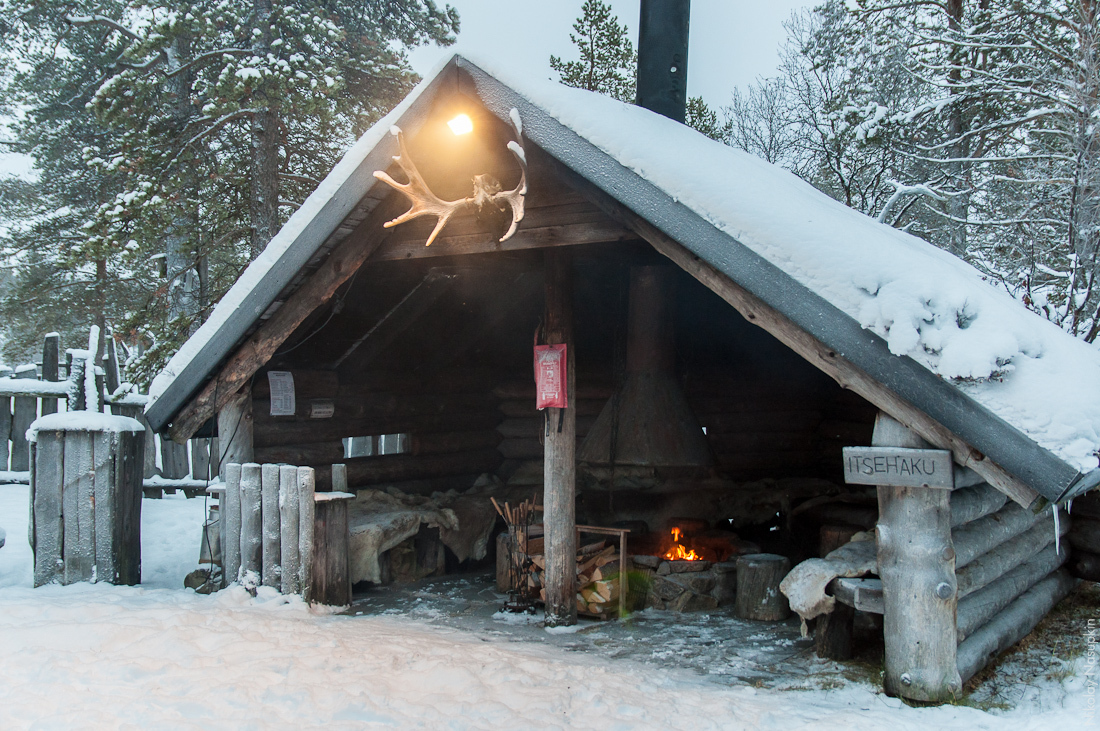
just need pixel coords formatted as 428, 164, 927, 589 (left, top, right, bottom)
447, 113, 474, 136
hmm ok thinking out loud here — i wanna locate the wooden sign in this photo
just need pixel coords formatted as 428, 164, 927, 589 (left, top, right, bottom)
842, 447, 954, 489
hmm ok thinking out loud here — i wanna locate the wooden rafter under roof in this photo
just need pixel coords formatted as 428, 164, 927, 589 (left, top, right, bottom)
146, 55, 1098, 506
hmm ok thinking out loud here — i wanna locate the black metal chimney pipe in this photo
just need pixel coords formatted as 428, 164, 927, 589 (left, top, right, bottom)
635, 0, 690, 123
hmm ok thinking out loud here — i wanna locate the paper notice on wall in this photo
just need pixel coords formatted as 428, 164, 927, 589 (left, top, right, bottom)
267, 371, 296, 416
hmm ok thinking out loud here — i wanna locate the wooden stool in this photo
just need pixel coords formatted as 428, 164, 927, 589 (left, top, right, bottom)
734, 553, 791, 621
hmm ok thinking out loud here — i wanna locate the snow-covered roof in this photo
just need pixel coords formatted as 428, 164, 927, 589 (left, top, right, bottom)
147, 54, 1100, 503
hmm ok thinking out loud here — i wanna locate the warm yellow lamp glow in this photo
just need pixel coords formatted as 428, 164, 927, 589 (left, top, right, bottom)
447, 113, 474, 135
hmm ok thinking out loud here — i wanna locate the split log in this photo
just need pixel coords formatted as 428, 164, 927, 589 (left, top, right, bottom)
957, 511, 1068, 598
160, 434, 189, 479
1069, 551, 1100, 582
1068, 516, 1100, 554
31, 437, 61, 586
62, 432, 94, 584
950, 483, 1007, 528
239, 463, 262, 584
957, 569, 1078, 683
815, 600, 855, 661
953, 501, 1043, 569
223, 464, 242, 584
40, 333, 60, 416
190, 438, 212, 481
0, 396, 10, 469
331, 463, 348, 493
734, 553, 791, 621
260, 464, 281, 588
829, 577, 884, 614
11, 396, 35, 471
311, 492, 353, 606
297, 466, 316, 601
873, 413, 961, 702
956, 542, 1068, 643
279, 465, 301, 595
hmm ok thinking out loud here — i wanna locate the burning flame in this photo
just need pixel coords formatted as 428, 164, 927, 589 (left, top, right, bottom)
664, 527, 702, 561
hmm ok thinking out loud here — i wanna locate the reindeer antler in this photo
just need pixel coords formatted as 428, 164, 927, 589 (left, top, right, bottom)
373, 110, 527, 247
373, 127, 472, 247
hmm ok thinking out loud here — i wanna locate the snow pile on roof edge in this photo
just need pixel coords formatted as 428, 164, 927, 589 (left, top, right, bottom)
464, 54, 1100, 473
27, 412, 144, 442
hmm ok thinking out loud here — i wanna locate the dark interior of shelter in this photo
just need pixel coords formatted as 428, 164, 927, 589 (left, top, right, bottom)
235, 100, 883, 601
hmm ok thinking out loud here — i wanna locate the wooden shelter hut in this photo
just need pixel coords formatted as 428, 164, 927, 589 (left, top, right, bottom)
145, 53, 1100, 703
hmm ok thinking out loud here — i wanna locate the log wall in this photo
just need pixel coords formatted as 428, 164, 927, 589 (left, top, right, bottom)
950, 482, 1076, 684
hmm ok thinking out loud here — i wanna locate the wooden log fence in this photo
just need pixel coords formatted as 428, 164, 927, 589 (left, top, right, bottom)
0, 334, 223, 495
215, 461, 347, 606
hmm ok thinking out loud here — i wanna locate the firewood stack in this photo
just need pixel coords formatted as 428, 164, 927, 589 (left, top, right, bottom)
528, 539, 623, 618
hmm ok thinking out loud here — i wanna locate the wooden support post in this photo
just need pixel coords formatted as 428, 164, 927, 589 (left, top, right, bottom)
139, 415, 158, 479
41, 334, 60, 416
874, 413, 961, 702
223, 463, 243, 584
217, 387, 253, 479
542, 249, 577, 627
239, 463, 262, 585
332, 463, 348, 493
815, 600, 855, 660
209, 437, 221, 478
261, 463, 281, 588
297, 466, 316, 601
191, 438, 212, 481
311, 492, 353, 606
160, 434, 189, 480
279, 465, 301, 595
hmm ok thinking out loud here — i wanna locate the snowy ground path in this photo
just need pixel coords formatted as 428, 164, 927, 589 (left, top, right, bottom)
0, 483, 1094, 729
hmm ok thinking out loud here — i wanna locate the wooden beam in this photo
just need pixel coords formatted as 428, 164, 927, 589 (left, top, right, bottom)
574, 183, 1040, 508
167, 207, 393, 442
543, 248, 578, 627
375, 202, 632, 262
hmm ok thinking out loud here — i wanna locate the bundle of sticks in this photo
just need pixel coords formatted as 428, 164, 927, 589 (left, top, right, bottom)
490, 496, 540, 527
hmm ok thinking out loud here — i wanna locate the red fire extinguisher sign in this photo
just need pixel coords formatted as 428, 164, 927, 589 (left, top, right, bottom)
534, 344, 568, 410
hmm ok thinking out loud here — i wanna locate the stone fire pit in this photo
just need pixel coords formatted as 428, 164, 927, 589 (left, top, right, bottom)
631, 555, 737, 611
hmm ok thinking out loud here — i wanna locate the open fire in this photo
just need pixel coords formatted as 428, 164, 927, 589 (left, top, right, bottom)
663, 527, 703, 561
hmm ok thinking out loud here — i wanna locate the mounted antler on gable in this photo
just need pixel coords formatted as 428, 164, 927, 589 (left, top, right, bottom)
373, 110, 527, 247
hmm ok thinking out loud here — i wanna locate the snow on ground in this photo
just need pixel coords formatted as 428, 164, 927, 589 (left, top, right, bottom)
0, 482, 1095, 729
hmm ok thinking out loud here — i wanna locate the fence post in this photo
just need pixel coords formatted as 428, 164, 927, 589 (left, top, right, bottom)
31, 418, 145, 586
41, 334, 60, 416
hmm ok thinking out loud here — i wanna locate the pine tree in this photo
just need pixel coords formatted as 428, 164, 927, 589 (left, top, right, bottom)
550, 0, 637, 102
0, 0, 459, 380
